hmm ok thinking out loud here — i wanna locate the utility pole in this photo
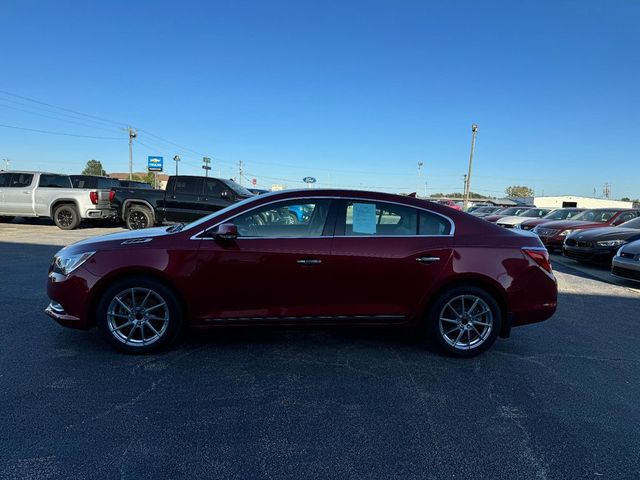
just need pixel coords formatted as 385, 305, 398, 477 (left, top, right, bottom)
238, 160, 244, 186
417, 162, 424, 197
1, 158, 9, 171
202, 157, 211, 177
128, 127, 137, 180
463, 174, 467, 197
463, 124, 478, 210
173, 155, 180, 176
603, 183, 611, 199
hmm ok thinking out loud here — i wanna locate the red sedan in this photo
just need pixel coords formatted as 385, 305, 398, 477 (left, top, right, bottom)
532, 208, 640, 250
46, 189, 557, 357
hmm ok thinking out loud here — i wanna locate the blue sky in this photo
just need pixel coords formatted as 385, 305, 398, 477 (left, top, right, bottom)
1, 0, 638, 198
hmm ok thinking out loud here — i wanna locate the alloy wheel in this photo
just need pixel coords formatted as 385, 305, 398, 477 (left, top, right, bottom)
57, 210, 73, 228
107, 288, 170, 346
129, 212, 148, 229
438, 295, 493, 350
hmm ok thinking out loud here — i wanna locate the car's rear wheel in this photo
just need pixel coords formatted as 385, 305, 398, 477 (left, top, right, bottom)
126, 206, 153, 230
0, 216, 14, 223
53, 204, 80, 230
96, 277, 184, 354
427, 286, 502, 357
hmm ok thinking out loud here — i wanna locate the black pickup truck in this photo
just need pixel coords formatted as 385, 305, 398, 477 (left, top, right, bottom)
111, 175, 254, 229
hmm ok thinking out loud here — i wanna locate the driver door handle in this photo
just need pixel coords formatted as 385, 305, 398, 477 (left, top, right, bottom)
297, 259, 322, 265
416, 256, 440, 264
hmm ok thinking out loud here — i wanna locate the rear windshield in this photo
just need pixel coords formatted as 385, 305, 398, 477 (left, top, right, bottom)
71, 176, 120, 189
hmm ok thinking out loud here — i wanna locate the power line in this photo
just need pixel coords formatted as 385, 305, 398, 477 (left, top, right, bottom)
0, 122, 122, 139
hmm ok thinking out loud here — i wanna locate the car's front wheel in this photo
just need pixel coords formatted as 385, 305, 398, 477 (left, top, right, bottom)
427, 286, 502, 357
96, 277, 184, 354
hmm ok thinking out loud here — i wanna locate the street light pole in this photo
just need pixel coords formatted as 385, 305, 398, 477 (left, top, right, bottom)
173, 155, 180, 176
128, 127, 137, 180
463, 124, 478, 210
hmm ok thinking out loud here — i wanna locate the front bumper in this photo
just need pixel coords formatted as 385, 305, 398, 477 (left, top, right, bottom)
611, 257, 640, 282
45, 270, 97, 330
45, 301, 86, 329
562, 245, 616, 264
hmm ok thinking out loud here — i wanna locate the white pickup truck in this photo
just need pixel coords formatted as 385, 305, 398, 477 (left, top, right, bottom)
0, 171, 115, 229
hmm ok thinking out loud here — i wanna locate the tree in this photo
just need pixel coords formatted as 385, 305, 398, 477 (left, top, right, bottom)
505, 185, 534, 198
621, 197, 631, 202
82, 159, 106, 176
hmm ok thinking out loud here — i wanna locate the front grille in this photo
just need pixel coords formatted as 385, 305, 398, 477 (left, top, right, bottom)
577, 241, 594, 248
612, 266, 640, 281
536, 228, 559, 237
565, 239, 577, 246
564, 249, 592, 260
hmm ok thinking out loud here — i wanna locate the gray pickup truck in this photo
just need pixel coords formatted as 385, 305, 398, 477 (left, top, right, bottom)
0, 171, 115, 229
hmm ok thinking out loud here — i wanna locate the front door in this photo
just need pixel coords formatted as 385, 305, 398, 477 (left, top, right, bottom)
190, 198, 335, 323
327, 200, 454, 321
2, 173, 35, 215
164, 177, 204, 222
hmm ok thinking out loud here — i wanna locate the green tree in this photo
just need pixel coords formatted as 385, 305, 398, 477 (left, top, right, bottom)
505, 185, 534, 198
621, 197, 631, 202
82, 159, 106, 176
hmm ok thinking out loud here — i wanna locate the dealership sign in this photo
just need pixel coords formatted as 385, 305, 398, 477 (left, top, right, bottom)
148, 156, 164, 172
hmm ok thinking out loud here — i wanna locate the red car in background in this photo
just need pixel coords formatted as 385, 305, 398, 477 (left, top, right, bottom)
532, 208, 640, 250
519, 208, 586, 231
435, 199, 463, 211
483, 206, 533, 223
46, 189, 557, 357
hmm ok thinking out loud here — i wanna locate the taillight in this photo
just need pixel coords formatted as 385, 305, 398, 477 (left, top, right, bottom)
89, 191, 98, 205
109, 190, 115, 202
522, 247, 552, 273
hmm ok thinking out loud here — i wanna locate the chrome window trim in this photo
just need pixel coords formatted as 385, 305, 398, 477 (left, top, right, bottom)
189, 196, 456, 240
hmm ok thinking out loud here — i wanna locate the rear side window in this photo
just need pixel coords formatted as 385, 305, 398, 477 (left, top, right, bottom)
173, 177, 199, 195
419, 211, 452, 235
0, 173, 9, 187
9, 173, 34, 188
39, 174, 71, 188
96, 178, 120, 189
345, 201, 417, 236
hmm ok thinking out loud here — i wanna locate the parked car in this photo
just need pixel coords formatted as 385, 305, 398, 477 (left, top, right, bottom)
496, 208, 554, 229
248, 188, 269, 195
118, 180, 153, 189
70, 175, 121, 190
562, 216, 640, 264
435, 199, 463, 211
470, 206, 504, 218
483, 206, 533, 223
532, 209, 640, 251
45, 189, 558, 357
518, 208, 586, 231
110, 175, 253, 229
0, 171, 115, 229
611, 240, 640, 283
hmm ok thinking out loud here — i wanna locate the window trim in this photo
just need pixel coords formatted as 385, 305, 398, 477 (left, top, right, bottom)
191, 196, 455, 240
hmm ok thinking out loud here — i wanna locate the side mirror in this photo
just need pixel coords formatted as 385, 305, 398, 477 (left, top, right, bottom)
213, 223, 237, 241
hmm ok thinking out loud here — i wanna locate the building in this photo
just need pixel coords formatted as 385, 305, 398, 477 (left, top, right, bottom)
521, 195, 633, 209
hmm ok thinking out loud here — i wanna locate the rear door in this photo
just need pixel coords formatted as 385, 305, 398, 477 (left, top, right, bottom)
191, 198, 335, 322
164, 177, 204, 222
34, 174, 73, 216
3, 173, 35, 215
327, 200, 454, 321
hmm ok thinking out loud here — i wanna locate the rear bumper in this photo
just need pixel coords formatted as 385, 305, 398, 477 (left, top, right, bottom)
84, 208, 116, 219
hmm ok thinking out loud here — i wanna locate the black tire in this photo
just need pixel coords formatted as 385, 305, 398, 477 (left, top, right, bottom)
0, 216, 14, 223
427, 285, 502, 358
96, 276, 184, 354
126, 206, 154, 230
53, 204, 80, 230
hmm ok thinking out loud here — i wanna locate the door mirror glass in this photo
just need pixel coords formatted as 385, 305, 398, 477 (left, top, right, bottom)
214, 223, 238, 240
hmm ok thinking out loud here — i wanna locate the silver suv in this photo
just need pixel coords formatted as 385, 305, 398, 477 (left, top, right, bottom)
0, 171, 115, 229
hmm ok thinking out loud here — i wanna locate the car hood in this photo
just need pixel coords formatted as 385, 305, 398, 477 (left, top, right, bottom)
536, 220, 604, 230
497, 215, 533, 225
567, 227, 640, 242
63, 227, 172, 253
521, 218, 547, 227
620, 239, 640, 255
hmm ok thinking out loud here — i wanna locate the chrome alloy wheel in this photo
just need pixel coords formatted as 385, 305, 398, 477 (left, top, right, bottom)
438, 295, 493, 350
107, 288, 170, 346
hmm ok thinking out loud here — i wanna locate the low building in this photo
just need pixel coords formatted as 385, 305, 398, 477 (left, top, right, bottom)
520, 195, 633, 209
109, 172, 169, 190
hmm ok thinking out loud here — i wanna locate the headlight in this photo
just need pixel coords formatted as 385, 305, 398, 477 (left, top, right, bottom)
514, 224, 521, 229
53, 251, 95, 275
596, 240, 626, 247
558, 229, 573, 237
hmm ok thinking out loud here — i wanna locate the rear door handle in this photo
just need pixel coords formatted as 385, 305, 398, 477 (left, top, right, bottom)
297, 259, 322, 265
416, 256, 440, 264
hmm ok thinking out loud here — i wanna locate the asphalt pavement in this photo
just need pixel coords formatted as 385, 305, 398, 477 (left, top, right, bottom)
1, 222, 639, 479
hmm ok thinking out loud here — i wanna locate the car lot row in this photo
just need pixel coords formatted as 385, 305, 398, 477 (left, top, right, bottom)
468, 205, 640, 285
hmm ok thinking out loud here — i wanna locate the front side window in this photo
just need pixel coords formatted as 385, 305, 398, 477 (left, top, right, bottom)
39, 174, 72, 188
10, 173, 34, 188
0, 173, 9, 187
204, 179, 225, 197
233, 199, 331, 238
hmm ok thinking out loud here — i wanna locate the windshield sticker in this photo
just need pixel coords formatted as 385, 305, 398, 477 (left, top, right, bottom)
352, 202, 377, 234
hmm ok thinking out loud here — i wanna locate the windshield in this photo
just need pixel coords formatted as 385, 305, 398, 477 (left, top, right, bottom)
544, 209, 581, 220
619, 217, 640, 229
184, 194, 266, 231
571, 209, 618, 223
221, 179, 255, 197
